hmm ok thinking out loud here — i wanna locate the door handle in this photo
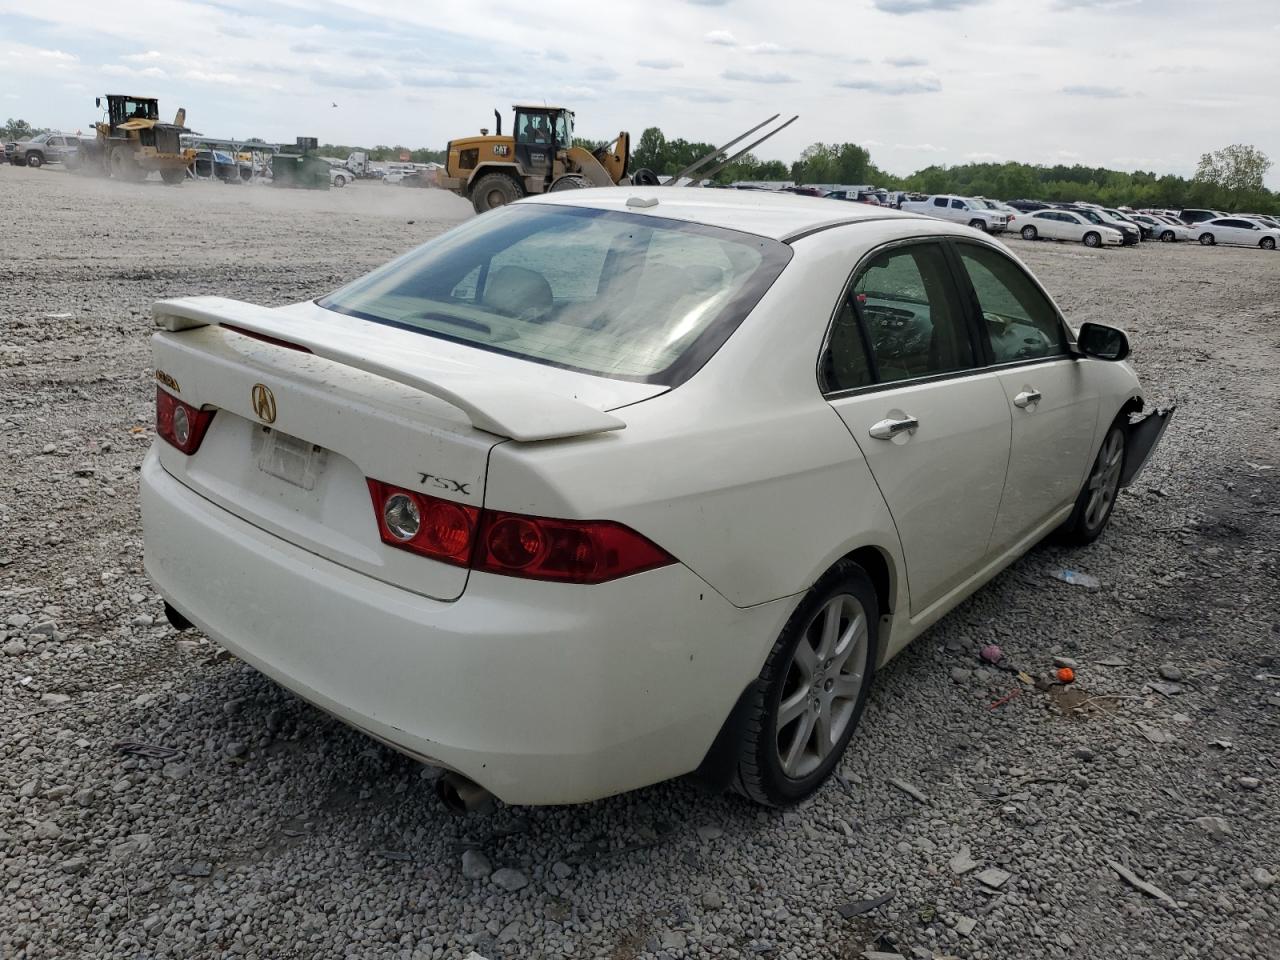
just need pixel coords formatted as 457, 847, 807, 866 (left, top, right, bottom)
868, 416, 919, 440
1013, 389, 1042, 408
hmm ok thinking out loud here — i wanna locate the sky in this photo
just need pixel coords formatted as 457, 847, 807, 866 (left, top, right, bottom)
2, 0, 1279, 186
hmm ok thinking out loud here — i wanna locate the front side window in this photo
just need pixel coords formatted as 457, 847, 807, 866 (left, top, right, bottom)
950, 199, 966, 209
956, 244, 1068, 364
320, 204, 791, 384
822, 243, 976, 391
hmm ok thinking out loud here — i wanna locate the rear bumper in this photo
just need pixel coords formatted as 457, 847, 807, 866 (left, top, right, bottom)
1121, 406, 1175, 487
140, 449, 791, 804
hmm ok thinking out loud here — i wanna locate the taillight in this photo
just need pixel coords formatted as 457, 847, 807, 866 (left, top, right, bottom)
366, 480, 675, 584
367, 480, 478, 567
156, 386, 215, 454
475, 510, 674, 584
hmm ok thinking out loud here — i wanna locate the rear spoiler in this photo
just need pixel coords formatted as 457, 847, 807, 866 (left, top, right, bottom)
152, 296, 626, 443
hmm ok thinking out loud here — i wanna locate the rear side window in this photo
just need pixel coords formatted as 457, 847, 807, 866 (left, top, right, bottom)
822, 242, 976, 392
320, 204, 791, 384
933, 197, 947, 207
955, 244, 1068, 364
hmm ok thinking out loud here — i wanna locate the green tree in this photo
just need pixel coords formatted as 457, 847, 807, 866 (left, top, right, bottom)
1194, 144, 1273, 211
1, 118, 46, 141
632, 127, 667, 173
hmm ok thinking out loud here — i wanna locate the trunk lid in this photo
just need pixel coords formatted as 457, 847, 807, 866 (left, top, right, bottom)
151, 299, 664, 601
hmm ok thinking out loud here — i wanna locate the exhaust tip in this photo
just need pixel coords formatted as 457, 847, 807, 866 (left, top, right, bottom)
436, 772, 493, 815
164, 602, 193, 631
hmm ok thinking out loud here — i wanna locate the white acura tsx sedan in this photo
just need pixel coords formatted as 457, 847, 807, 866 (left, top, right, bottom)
142, 189, 1171, 808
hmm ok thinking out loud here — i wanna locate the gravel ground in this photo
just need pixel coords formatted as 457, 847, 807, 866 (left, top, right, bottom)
2, 166, 1278, 960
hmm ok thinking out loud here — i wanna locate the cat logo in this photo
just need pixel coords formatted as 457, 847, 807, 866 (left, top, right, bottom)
494, 144, 510, 157
251, 383, 277, 424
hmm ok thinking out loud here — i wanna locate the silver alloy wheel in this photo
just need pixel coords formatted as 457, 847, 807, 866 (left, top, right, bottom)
1084, 429, 1124, 531
775, 593, 869, 779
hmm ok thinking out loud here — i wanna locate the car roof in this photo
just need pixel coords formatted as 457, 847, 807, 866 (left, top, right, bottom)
517, 186, 923, 241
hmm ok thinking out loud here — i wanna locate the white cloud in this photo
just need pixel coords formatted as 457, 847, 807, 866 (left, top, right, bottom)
745, 42, 785, 54
836, 76, 942, 95
636, 58, 683, 70
722, 69, 795, 84
704, 30, 737, 45
894, 142, 946, 152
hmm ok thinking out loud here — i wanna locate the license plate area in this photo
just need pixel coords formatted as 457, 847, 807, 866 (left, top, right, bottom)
252, 426, 328, 490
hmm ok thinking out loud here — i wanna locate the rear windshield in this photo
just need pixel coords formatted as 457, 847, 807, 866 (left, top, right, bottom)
319, 204, 791, 383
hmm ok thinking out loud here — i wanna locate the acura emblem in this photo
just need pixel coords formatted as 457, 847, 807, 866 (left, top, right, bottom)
251, 383, 277, 423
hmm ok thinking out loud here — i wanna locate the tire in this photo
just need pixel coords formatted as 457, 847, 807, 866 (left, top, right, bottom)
548, 174, 589, 192
333, 174, 346, 188
160, 167, 186, 185
470, 172, 524, 214
109, 148, 140, 181
1020, 225, 1038, 241
1060, 422, 1126, 545
1160, 230, 1175, 242
631, 168, 661, 186
732, 563, 879, 807
1261, 237, 1276, 251
1198, 233, 1215, 246
968, 218, 988, 232
25, 152, 43, 169
1083, 231, 1101, 248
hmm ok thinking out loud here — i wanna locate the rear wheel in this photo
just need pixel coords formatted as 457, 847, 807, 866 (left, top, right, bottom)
732, 564, 878, 807
470, 172, 524, 214
1261, 236, 1276, 251
968, 218, 988, 232
1199, 232, 1215, 246
333, 173, 346, 188
160, 167, 186, 185
1020, 225, 1038, 241
1160, 230, 1175, 242
1083, 231, 1101, 248
109, 148, 142, 181
25, 152, 43, 169
1061, 423, 1126, 544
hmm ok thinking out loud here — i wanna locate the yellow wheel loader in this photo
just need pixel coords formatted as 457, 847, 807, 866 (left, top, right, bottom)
440, 107, 797, 214
74, 95, 195, 184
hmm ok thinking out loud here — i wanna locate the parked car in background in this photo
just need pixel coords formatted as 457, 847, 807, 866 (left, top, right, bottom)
1017, 209, 1124, 247
330, 166, 349, 188
1076, 208, 1141, 245
1007, 199, 1051, 212
1178, 208, 1227, 225
0, 142, 6, 164
11, 132, 80, 168
1124, 213, 1162, 240
190, 150, 238, 183
1194, 217, 1280, 249
1147, 215, 1196, 242
899, 194, 1010, 232
140, 189, 1170, 808
975, 198, 1019, 223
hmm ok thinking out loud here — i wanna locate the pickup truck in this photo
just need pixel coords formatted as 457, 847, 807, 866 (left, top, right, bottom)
899, 194, 1010, 233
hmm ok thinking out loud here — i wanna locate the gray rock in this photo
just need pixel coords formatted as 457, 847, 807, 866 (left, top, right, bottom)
40, 692, 71, 705
169, 861, 212, 877
1251, 867, 1275, 890
1238, 777, 1261, 791
224, 742, 247, 759
161, 762, 190, 780
950, 667, 972, 683
955, 916, 978, 936
3, 639, 26, 656
976, 867, 1012, 889
497, 920, 522, 944
1074, 747, 1097, 761
490, 868, 528, 892
73, 788, 95, 806
1053, 656, 1079, 669
551, 860, 573, 880
1157, 663, 1184, 681
1193, 816, 1231, 840
697, 824, 724, 841
6, 613, 31, 629
949, 845, 979, 875
19, 779, 41, 798
660, 930, 687, 951
1147, 680, 1184, 697
59, 858, 89, 875
702, 890, 724, 911
30, 620, 57, 635
887, 778, 928, 804
34, 820, 63, 839
461, 849, 493, 881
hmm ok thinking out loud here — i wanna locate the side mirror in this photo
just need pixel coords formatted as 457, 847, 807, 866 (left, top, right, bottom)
95, 97, 101, 108
1076, 322, 1130, 362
